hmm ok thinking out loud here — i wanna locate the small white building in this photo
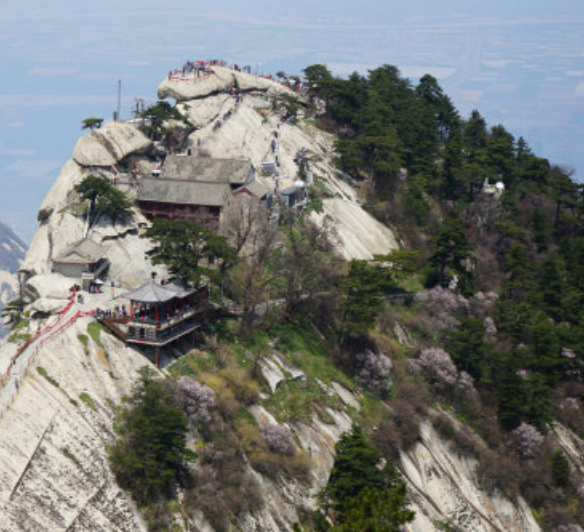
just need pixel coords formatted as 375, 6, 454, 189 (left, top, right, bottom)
52, 238, 109, 290
482, 178, 505, 198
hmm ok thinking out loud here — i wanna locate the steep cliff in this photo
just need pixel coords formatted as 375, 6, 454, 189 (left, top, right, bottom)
0, 221, 26, 342
0, 66, 576, 532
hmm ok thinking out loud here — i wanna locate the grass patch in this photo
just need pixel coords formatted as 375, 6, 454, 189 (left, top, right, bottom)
263, 377, 341, 424
77, 334, 89, 347
269, 319, 354, 388
61, 447, 81, 467
37, 366, 60, 388
238, 406, 258, 426
79, 392, 96, 411
167, 350, 217, 378
358, 393, 387, 429
78, 334, 90, 356
87, 322, 107, 349
399, 273, 424, 294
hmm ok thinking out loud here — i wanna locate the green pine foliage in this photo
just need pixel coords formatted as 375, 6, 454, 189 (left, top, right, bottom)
139, 101, 191, 140
338, 260, 397, 343
144, 219, 237, 287
74, 174, 133, 225
319, 424, 414, 530
108, 367, 190, 506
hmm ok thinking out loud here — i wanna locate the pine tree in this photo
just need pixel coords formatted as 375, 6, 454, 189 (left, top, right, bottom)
339, 260, 396, 342
108, 368, 189, 504
144, 219, 236, 287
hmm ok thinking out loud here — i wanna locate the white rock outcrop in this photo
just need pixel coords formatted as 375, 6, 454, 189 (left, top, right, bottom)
0, 317, 149, 532
158, 66, 298, 102
73, 122, 152, 167
403, 420, 541, 532
178, 94, 233, 129
311, 198, 399, 260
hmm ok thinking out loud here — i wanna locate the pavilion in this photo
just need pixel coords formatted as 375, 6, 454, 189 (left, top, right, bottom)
123, 279, 209, 349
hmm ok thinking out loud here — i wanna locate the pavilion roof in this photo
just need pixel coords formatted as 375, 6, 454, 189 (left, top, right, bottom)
124, 279, 194, 304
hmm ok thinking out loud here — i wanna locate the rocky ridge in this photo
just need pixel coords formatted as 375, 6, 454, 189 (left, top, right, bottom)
0, 221, 26, 342
0, 68, 570, 532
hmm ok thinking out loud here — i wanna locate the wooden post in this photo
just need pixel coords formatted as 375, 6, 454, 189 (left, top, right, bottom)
155, 346, 159, 368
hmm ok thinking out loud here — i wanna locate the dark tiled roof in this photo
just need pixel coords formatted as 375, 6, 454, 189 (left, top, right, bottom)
138, 178, 230, 207
123, 279, 195, 303
53, 238, 105, 264
162, 155, 254, 185
237, 179, 271, 198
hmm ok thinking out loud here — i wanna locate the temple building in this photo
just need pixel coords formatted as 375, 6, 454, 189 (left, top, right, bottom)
136, 156, 258, 229
51, 238, 110, 290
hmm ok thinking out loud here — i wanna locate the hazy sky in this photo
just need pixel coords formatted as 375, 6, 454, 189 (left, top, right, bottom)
1, 0, 583, 241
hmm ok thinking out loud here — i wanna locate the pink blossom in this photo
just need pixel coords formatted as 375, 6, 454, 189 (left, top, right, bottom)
512, 423, 544, 458
175, 377, 215, 424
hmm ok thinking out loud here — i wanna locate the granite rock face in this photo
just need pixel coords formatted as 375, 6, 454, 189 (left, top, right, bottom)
0, 222, 26, 342
73, 121, 152, 167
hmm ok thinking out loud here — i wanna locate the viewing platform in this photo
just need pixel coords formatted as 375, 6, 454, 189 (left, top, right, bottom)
99, 280, 213, 352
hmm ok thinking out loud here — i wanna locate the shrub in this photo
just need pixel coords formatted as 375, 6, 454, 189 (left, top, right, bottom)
187, 435, 261, 531
432, 412, 480, 458
415, 347, 475, 398
432, 412, 457, 441
198, 374, 239, 421
483, 317, 497, 341
555, 526, 584, 532
478, 451, 522, 496
37, 366, 59, 388
218, 366, 260, 405
451, 427, 480, 458
512, 423, 544, 458
392, 399, 422, 450
551, 450, 571, 486
261, 424, 295, 456
414, 287, 469, 334
174, 377, 215, 425
79, 392, 96, 411
238, 420, 311, 482
371, 401, 421, 460
355, 350, 392, 398
469, 291, 498, 316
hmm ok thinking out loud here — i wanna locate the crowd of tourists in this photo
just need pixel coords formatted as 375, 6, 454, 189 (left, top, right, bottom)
168, 59, 253, 80
167, 58, 307, 95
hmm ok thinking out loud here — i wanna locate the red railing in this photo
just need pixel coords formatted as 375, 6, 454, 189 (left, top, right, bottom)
1, 287, 81, 385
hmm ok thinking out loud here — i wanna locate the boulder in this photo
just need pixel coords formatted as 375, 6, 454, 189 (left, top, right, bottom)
178, 94, 233, 129
26, 273, 75, 300
158, 66, 299, 102
73, 121, 152, 167
31, 297, 68, 315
